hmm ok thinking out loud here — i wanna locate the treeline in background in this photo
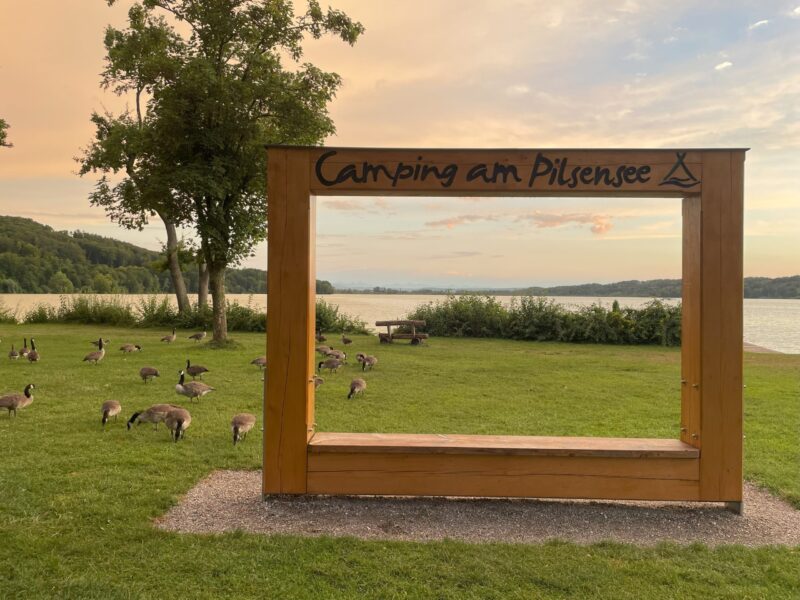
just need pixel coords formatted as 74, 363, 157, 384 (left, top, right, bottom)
0, 216, 334, 294
338, 277, 800, 299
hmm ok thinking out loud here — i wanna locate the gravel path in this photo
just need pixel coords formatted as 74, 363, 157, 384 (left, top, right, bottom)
155, 470, 800, 547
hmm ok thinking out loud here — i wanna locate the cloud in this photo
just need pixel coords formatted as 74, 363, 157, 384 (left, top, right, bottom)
748, 20, 769, 30
793, 6, 800, 17
425, 251, 482, 260
714, 61, 733, 71
505, 84, 530, 96
425, 214, 500, 229
321, 197, 392, 214
515, 211, 614, 235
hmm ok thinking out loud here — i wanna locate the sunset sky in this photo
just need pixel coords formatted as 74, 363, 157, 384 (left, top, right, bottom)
0, 1, 798, 287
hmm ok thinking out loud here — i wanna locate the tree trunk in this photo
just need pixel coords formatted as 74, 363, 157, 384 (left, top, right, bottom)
197, 262, 209, 309
209, 264, 227, 343
164, 220, 190, 313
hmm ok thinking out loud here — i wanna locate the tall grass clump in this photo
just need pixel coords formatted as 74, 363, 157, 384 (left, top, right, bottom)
406, 295, 681, 346
0, 300, 18, 324
316, 299, 369, 334
23, 296, 137, 327
19, 295, 367, 335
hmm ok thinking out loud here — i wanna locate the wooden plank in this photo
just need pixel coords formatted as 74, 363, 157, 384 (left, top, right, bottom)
718, 152, 745, 501
308, 148, 706, 195
375, 320, 426, 327
307, 468, 700, 501
697, 152, 729, 501
308, 453, 700, 481
264, 148, 312, 495
385, 333, 429, 340
308, 432, 699, 458
681, 195, 702, 447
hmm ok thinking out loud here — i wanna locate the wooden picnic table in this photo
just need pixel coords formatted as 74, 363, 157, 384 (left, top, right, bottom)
375, 320, 429, 344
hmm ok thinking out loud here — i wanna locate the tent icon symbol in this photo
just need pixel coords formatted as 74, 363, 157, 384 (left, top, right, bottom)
659, 152, 701, 188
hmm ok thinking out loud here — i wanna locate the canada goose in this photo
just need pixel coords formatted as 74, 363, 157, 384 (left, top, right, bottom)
139, 366, 160, 383
27, 339, 39, 362
185, 359, 209, 380
316, 345, 332, 355
160, 328, 177, 343
341, 334, 353, 346
188, 329, 207, 342
327, 349, 347, 362
90, 338, 111, 348
347, 378, 367, 399
119, 344, 142, 353
101, 400, 121, 426
315, 330, 326, 343
83, 338, 106, 365
317, 358, 343, 374
313, 375, 324, 389
250, 356, 267, 369
231, 413, 256, 445
165, 407, 192, 442
20, 338, 29, 357
8, 344, 19, 360
175, 370, 214, 402
0, 384, 35, 418
127, 403, 182, 430
361, 355, 378, 371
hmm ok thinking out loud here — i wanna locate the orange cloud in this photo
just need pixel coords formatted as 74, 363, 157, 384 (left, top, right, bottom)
516, 211, 614, 235
425, 214, 500, 229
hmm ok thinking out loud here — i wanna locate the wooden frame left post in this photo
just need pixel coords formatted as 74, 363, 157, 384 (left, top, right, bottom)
264, 148, 315, 495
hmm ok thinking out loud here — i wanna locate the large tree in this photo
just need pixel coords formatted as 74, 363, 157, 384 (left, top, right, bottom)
117, 0, 364, 343
0, 118, 11, 148
78, 5, 192, 312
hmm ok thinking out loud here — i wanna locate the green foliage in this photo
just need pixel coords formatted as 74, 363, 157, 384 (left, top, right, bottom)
0, 301, 16, 324
0, 325, 798, 598
0, 215, 327, 293
315, 299, 369, 334
0, 117, 10, 148
316, 279, 335, 294
24, 297, 138, 327
17, 296, 360, 334
87, 0, 363, 340
407, 295, 682, 346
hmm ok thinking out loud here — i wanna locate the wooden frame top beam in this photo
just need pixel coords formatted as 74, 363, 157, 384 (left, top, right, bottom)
265, 146, 746, 197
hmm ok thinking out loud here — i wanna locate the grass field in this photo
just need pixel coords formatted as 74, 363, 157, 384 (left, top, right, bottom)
0, 323, 798, 598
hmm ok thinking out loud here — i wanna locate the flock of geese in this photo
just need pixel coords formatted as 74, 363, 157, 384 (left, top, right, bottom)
0, 330, 256, 444
315, 331, 378, 401
1, 329, 379, 442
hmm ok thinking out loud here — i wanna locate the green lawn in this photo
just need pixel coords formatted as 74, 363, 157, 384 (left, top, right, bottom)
0, 324, 798, 598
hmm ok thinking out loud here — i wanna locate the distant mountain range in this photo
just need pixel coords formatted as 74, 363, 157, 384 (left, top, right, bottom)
0, 216, 333, 294
336, 276, 800, 299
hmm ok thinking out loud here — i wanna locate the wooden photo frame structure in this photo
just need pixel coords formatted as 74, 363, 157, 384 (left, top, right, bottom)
264, 146, 746, 511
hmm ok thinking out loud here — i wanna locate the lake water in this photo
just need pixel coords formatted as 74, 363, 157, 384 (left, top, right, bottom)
1, 293, 798, 354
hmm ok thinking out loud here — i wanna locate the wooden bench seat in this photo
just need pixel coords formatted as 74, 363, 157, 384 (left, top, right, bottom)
308, 432, 699, 458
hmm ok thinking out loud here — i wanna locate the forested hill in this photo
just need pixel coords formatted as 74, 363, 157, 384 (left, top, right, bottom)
518, 277, 800, 299
0, 216, 334, 294
343, 276, 800, 299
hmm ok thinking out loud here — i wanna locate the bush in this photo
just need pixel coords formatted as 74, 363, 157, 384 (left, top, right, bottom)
406, 295, 681, 346
16, 295, 367, 335
406, 295, 507, 338
23, 296, 137, 327
0, 300, 17, 324
316, 299, 369, 334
